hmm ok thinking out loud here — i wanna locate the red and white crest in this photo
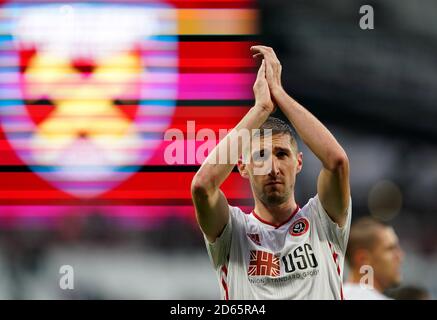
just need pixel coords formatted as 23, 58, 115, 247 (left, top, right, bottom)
289, 217, 310, 236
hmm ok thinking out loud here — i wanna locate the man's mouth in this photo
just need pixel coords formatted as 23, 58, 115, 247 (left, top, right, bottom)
266, 181, 282, 186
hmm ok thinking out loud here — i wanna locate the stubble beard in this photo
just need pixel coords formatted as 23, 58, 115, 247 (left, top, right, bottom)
257, 185, 292, 207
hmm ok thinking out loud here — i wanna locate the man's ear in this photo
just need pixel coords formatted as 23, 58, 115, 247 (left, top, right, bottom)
296, 151, 303, 174
237, 159, 250, 179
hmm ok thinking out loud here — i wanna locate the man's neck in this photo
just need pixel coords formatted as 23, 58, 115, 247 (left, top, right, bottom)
253, 196, 298, 227
348, 269, 384, 293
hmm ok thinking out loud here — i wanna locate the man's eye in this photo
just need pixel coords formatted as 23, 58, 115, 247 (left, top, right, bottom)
252, 152, 261, 161
253, 150, 269, 161
277, 151, 288, 158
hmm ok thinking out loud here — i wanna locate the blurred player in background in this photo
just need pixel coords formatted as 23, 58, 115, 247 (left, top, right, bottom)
344, 217, 404, 299
191, 46, 351, 299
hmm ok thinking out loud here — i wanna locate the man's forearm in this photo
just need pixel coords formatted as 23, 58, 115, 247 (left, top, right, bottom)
272, 87, 348, 170
192, 104, 271, 192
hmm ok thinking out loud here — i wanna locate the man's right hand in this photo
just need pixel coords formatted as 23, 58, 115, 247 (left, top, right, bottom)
253, 59, 275, 114
251, 46, 283, 97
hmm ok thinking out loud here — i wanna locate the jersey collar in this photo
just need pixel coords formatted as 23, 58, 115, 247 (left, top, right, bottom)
251, 205, 300, 229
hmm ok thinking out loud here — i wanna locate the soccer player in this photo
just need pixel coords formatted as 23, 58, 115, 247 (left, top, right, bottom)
191, 46, 351, 299
344, 217, 404, 300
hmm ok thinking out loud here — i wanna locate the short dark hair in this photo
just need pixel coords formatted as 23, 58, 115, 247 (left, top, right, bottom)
346, 217, 389, 267
258, 116, 298, 151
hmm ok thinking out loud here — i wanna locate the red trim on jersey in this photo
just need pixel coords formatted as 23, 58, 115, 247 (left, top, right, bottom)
251, 205, 300, 229
328, 242, 344, 300
221, 263, 229, 300
221, 277, 229, 300
221, 265, 228, 276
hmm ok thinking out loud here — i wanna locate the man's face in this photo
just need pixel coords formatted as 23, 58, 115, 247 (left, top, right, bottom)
241, 133, 302, 206
369, 227, 404, 290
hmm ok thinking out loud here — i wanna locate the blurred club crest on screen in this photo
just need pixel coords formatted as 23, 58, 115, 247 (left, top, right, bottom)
0, 1, 178, 198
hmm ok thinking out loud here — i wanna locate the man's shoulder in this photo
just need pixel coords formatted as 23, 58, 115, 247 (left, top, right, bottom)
227, 204, 250, 225
295, 195, 319, 217
299, 194, 352, 225
228, 204, 248, 216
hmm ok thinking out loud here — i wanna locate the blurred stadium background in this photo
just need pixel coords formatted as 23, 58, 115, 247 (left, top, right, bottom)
0, 0, 436, 299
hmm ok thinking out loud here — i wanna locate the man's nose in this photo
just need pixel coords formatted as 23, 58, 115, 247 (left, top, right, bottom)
269, 156, 280, 177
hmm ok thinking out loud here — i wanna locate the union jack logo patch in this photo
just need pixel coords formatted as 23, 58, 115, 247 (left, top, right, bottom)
248, 250, 281, 277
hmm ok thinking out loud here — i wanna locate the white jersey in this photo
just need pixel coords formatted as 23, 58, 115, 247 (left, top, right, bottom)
205, 195, 352, 300
343, 283, 391, 300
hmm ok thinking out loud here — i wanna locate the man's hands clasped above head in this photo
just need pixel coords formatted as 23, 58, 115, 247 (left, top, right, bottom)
251, 45, 284, 95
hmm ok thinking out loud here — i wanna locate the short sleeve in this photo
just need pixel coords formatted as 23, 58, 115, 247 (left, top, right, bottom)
313, 194, 352, 253
204, 206, 233, 269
